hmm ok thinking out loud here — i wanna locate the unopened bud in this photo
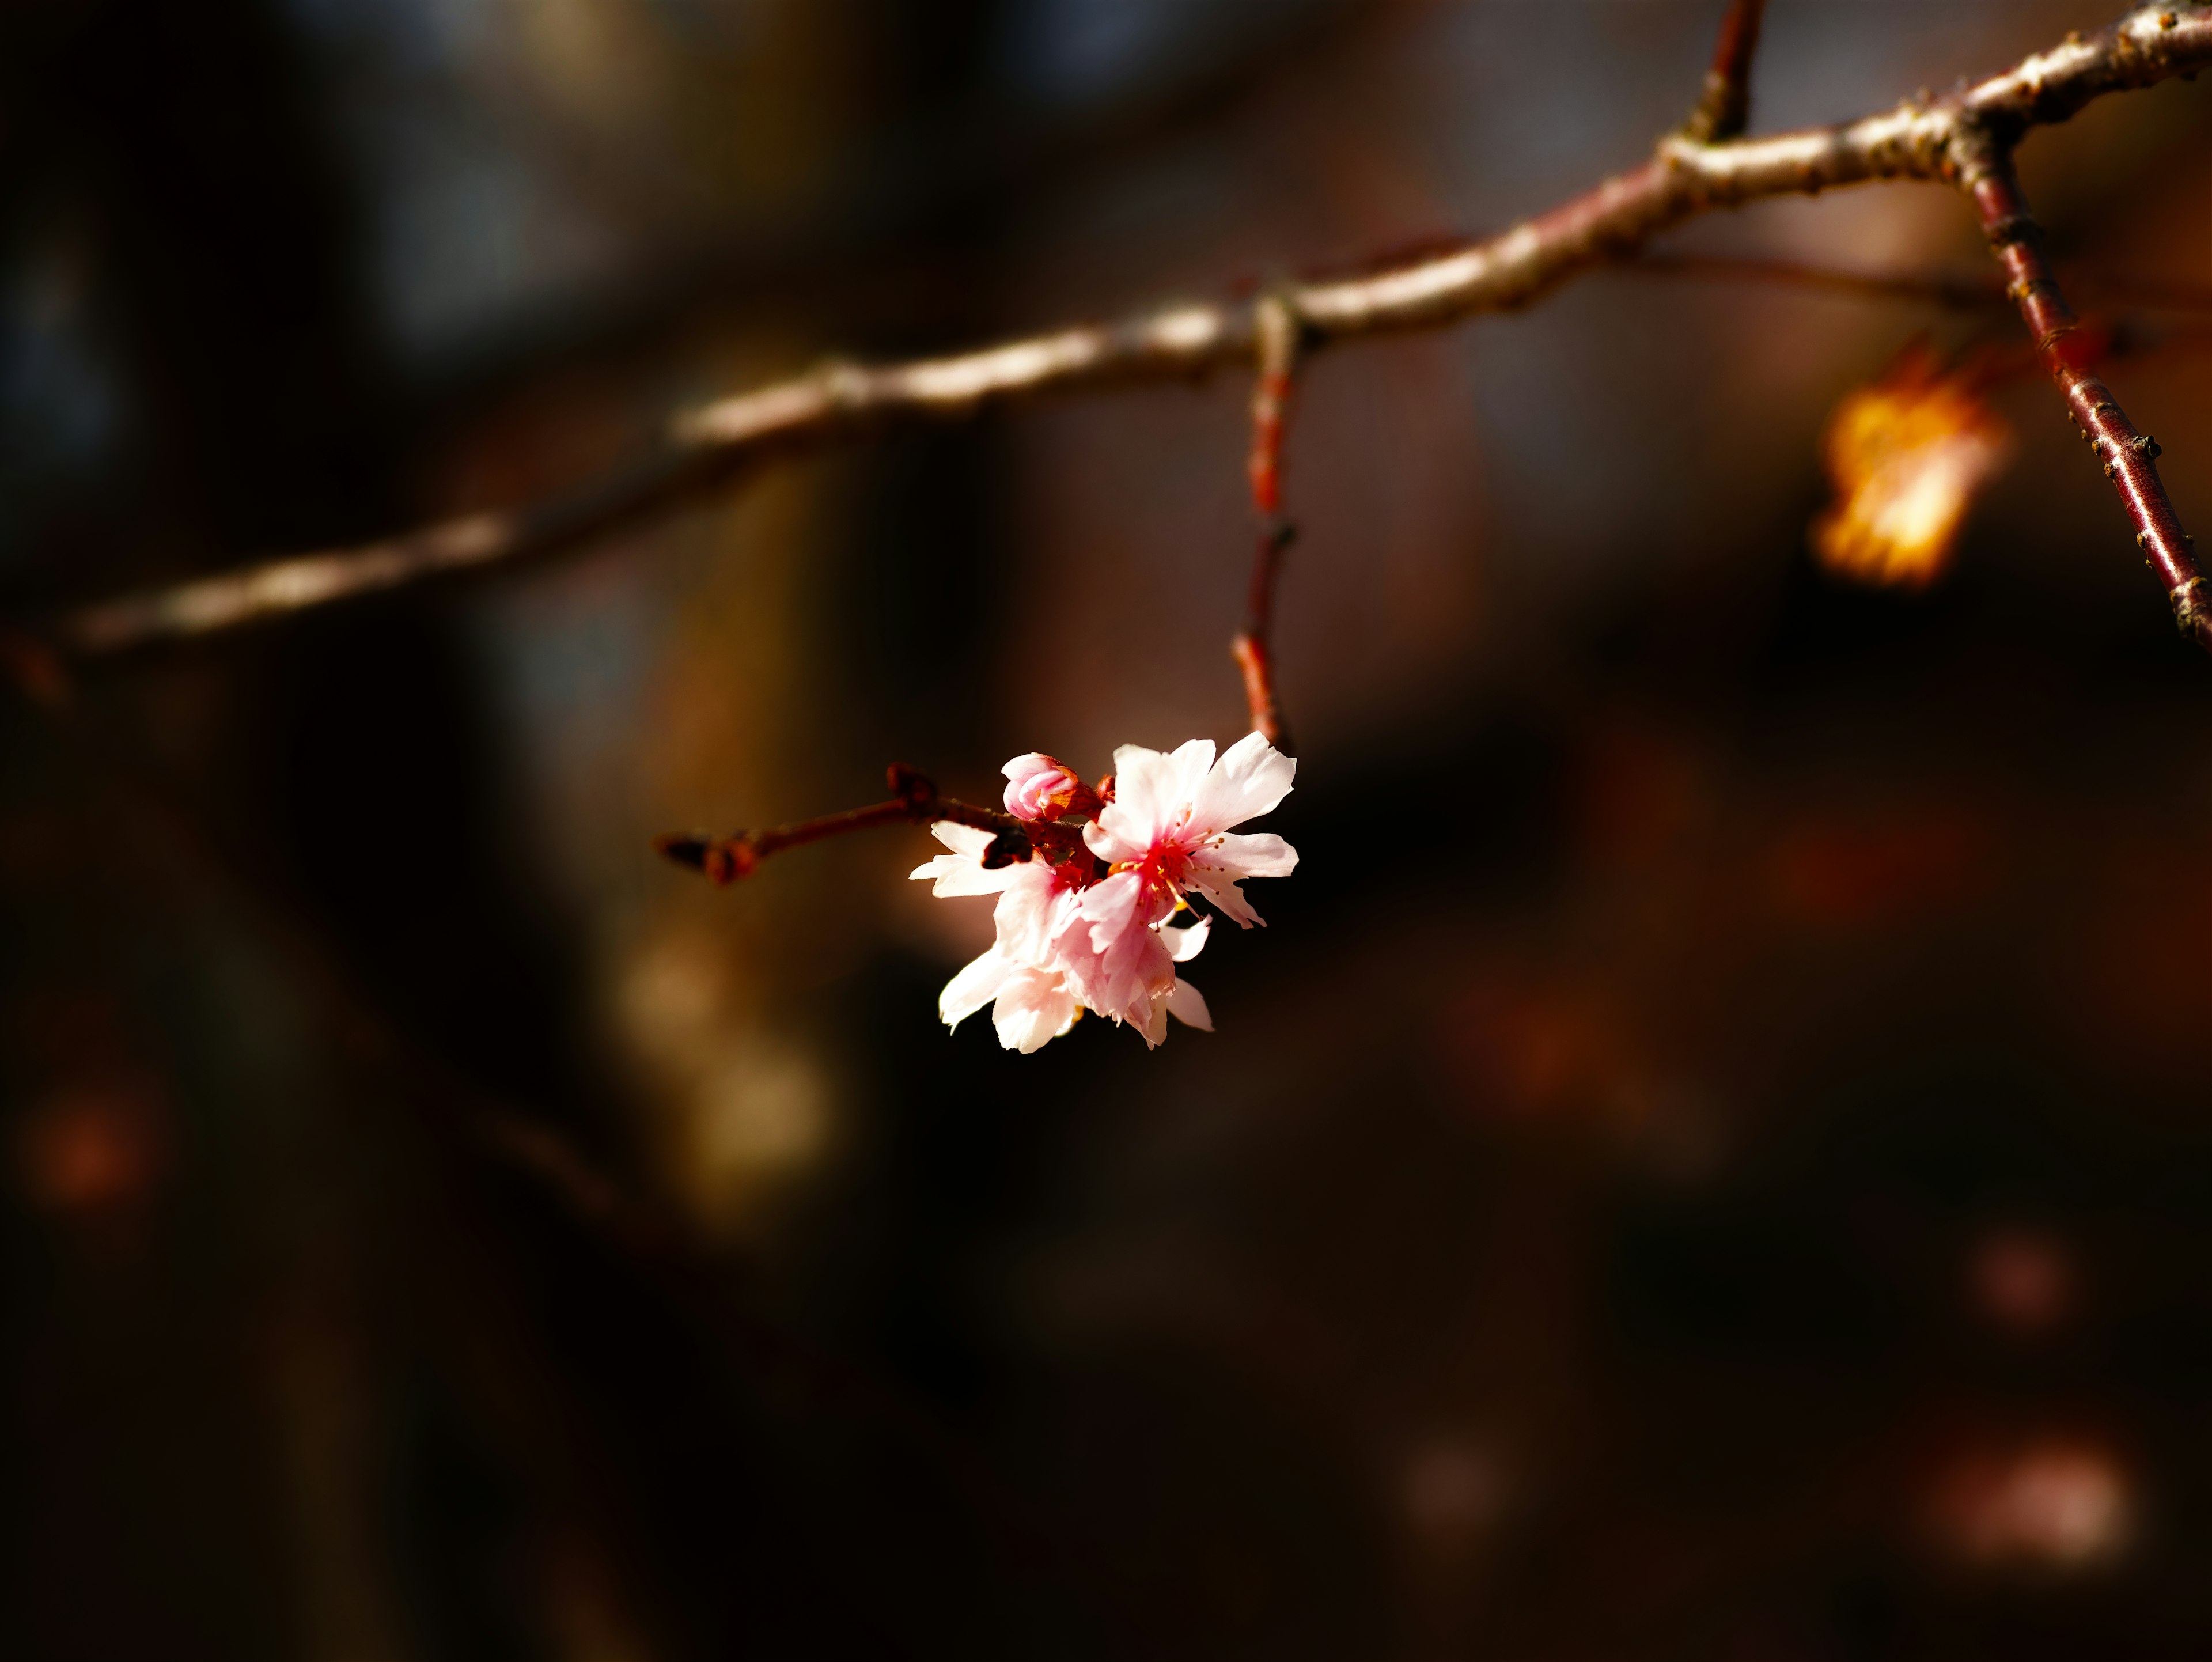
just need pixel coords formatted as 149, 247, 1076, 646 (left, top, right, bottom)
1002, 752, 1100, 821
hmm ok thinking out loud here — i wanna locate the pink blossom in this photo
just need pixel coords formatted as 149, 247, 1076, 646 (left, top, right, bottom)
911, 733, 1294, 1053
937, 948, 1081, 1054
1080, 731, 1298, 929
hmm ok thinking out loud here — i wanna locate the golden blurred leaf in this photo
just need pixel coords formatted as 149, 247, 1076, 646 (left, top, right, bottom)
1813, 340, 2012, 590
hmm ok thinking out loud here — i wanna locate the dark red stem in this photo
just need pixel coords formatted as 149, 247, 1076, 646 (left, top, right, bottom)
1236, 296, 1301, 748
655, 765, 1096, 885
1683, 0, 1768, 143
1232, 523, 1296, 751
1968, 159, 2210, 650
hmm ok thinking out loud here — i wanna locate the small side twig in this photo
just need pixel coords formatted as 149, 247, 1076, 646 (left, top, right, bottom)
1233, 524, 1296, 752
653, 764, 1090, 885
1961, 149, 2211, 648
1234, 293, 1301, 749
1681, 0, 1769, 145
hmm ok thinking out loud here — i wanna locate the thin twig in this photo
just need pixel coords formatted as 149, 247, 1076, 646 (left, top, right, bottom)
1233, 524, 1296, 751
1235, 293, 1301, 749
653, 764, 1093, 886
27, 5, 2212, 660
1963, 146, 2210, 647
1683, 0, 1770, 145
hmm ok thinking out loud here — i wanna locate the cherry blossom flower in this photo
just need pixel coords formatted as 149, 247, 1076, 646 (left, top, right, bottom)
1080, 731, 1298, 929
911, 733, 1296, 1053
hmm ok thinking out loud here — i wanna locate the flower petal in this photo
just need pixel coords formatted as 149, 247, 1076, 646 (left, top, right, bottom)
1092, 738, 1213, 859
1165, 915, 1211, 963
1002, 752, 1082, 821
911, 820, 1018, 896
1200, 831, 1298, 879
1186, 870, 1263, 928
1165, 977, 1213, 1031
1136, 986, 1171, 1048
1067, 870, 1176, 1026
1188, 730, 1296, 833
939, 948, 1012, 1028
1166, 736, 1218, 809
992, 860, 1079, 966
991, 964, 1079, 1053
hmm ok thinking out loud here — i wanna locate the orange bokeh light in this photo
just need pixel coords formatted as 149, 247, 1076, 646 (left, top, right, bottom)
1813, 342, 2012, 591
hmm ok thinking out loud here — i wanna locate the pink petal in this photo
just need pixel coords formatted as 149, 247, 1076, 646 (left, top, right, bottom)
1201, 831, 1298, 879
1096, 739, 1211, 853
1001, 752, 1084, 821
939, 948, 1013, 1028
991, 861, 1079, 967
1165, 915, 1211, 963
1165, 978, 1213, 1031
1185, 871, 1264, 928
1135, 987, 1171, 1048
990, 964, 1079, 1053
911, 821, 1019, 897
1188, 730, 1296, 833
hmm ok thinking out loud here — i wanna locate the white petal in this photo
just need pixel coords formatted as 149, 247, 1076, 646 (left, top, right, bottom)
912, 853, 1016, 898
911, 820, 1018, 896
1097, 738, 1213, 854
1187, 871, 1264, 928
1200, 831, 1298, 880
992, 862, 1077, 967
1166, 977, 1213, 1031
931, 821, 999, 857
1136, 987, 1171, 1048
1166, 736, 1218, 807
1188, 730, 1295, 833
1108, 741, 1181, 824
1165, 915, 1211, 963
991, 964, 1078, 1053
939, 948, 1012, 1028
1082, 816, 1145, 865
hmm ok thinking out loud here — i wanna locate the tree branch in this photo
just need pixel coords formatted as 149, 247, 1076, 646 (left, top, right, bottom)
28, 6, 2212, 661
1965, 147, 2211, 646
653, 764, 1092, 885
1234, 293, 1301, 748
1683, 0, 1770, 145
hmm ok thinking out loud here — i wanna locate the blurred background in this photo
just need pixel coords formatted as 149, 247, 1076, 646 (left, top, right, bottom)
7, 1, 2212, 1656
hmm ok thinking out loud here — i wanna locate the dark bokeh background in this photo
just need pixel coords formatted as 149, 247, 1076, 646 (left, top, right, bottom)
9, 2, 2212, 1657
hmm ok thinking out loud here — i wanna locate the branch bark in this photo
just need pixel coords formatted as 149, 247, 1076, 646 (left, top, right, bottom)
653, 764, 1093, 885
1966, 149, 2210, 646
1682, 0, 1769, 145
29, 5, 2212, 661
1234, 292, 1301, 748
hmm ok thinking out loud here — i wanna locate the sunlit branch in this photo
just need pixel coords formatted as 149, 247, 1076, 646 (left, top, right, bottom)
653, 763, 1091, 886
1235, 293, 1300, 749
1682, 0, 1769, 145
28, 5, 2212, 661
1233, 524, 1295, 753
